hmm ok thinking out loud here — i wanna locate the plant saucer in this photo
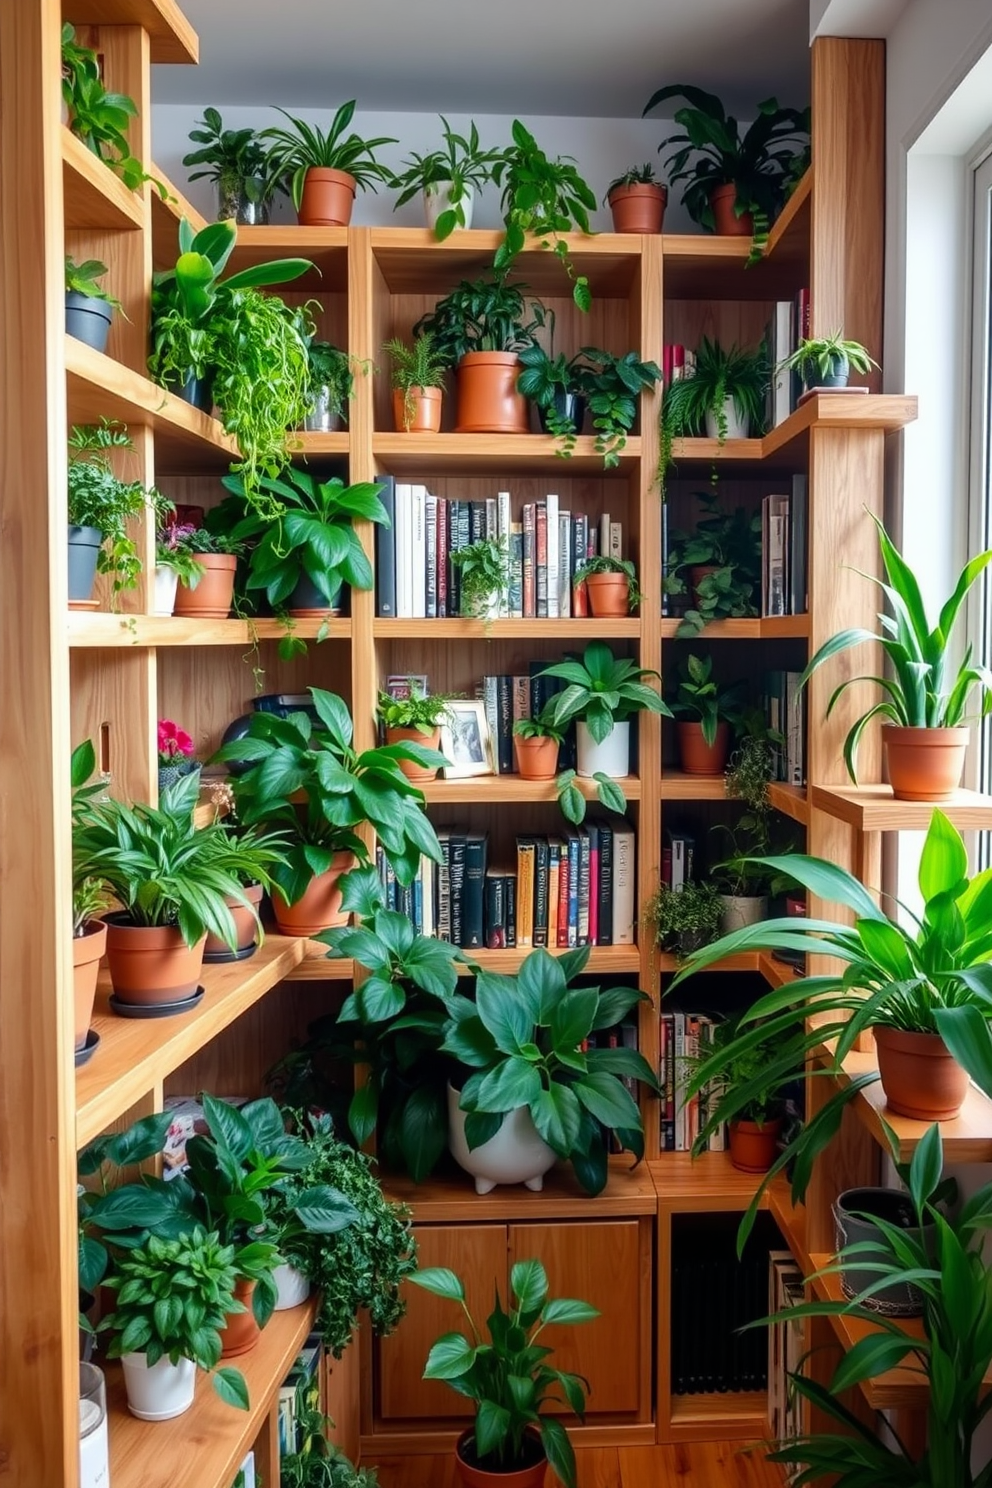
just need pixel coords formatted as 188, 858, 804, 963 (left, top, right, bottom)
202, 943, 257, 964
108, 986, 205, 1019
74, 1028, 100, 1066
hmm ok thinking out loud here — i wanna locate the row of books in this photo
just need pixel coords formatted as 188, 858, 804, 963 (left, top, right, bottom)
476, 666, 577, 772
278, 1334, 322, 1457
764, 669, 806, 787
660, 1010, 726, 1153
671, 1213, 774, 1394
662, 343, 698, 385
764, 289, 811, 427
374, 476, 624, 619
373, 818, 637, 949
760, 477, 808, 615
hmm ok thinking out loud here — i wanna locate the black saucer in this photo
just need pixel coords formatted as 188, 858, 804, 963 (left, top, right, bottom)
108, 986, 205, 1019
202, 942, 257, 964
74, 1028, 100, 1066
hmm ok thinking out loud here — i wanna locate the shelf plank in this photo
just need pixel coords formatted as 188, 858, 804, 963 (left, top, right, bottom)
808, 1255, 934, 1411
758, 952, 802, 990
658, 951, 762, 975
661, 615, 809, 639
297, 431, 350, 459
767, 1180, 811, 1275
667, 395, 918, 469
422, 775, 641, 804
63, 0, 198, 64
661, 170, 811, 302
106, 1300, 316, 1488
382, 1155, 657, 1222
669, 1391, 767, 1426
370, 227, 641, 296
765, 167, 813, 262
650, 1150, 766, 1210
67, 613, 353, 648
810, 783, 992, 833
766, 782, 809, 825
226, 227, 349, 290
372, 432, 640, 476
457, 945, 641, 976
659, 772, 727, 801
375, 617, 640, 639
62, 128, 144, 231
150, 165, 207, 269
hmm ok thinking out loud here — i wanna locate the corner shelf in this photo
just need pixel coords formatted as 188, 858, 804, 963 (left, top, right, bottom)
62, 128, 144, 232
766, 782, 809, 824
382, 1156, 657, 1222
807, 1257, 934, 1411
421, 775, 641, 804
371, 431, 640, 476
660, 615, 810, 639
369, 227, 641, 297
661, 168, 811, 301
659, 772, 727, 801
810, 782, 992, 832
668, 395, 919, 469
457, 945, 640, 976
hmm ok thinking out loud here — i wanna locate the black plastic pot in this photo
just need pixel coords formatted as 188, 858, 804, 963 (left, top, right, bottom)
833, 1187, 932, 1317
173, 373, 214, 413
804, 351, 849, 390
538, 391, 586, 435
288, 573, 342, 613
79, 1290, 96, 1362
65, 292, 112, 353
67, 525, 102, 603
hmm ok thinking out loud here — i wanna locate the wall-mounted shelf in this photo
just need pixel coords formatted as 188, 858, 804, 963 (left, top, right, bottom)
63, 127, 144, 231
372, 432, 640, 475
810, 782, 992, 832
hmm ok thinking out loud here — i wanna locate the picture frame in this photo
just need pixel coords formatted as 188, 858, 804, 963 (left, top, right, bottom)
439, 699, 494, 779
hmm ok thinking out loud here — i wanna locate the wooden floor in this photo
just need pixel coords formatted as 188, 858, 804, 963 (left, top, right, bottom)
369, 1441, 788, 1487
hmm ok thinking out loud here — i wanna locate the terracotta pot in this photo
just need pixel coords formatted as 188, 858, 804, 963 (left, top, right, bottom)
73, 920, 107, 1051
729, 1117, 782, 1173
104, 917, 205, 1006
455, 352, 528, 434
874, 1026, 969, 1121
218, 1278, 260, 1358
393, 386, 443, 433
172, 554, 237, 620
385, 725, 441, 782
455, 1428, 547, 1488
710, 182, 753, 236
883, 725, 969, 801
271, 854, 357, 937
203, 883, 264, 960
298, 167, 356, 227
677, 721, 730, 776
514, 735, 560, 781
586, 572, 630, 618
608, 182, 667, 234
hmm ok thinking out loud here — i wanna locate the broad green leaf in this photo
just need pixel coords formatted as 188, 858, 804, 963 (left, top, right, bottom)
213, 1366, 250, 1410
409, 1268, 466, 1303
511, 1258, 548, 1315
918, 810, 968, 904
423, 1331, 477, 1379
540, 1297, 600, 1326
474, 1056, 542, 1113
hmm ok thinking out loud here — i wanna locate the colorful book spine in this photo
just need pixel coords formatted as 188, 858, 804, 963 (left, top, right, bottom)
522, 504, 536, 618
533, 838, 550, 948
508, 522, 523, 617
597, 820, 613, 946
448, 834, 466, 946
546, 492, 559, 619
484, 870, 506, 949
461, 833, 487, 949
586, 822, 599, 946
535, 501, 548, 618
515, 839, 536, 948
424, 492, 437, 620
436, 497, 449, 618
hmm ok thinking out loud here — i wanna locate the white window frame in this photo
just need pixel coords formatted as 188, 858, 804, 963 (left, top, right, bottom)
968, 145, 992, 863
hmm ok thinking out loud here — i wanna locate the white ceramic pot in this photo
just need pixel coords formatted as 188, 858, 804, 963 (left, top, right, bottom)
576, 720, 630, 779
719, 894, 768, 935
272, 1262, 311, 1310
121, 1352, 196, 1421
704, 397, 750, 440
152, 565, 179, 617
448, 1084, 556, 1195
424, 182, 474, 231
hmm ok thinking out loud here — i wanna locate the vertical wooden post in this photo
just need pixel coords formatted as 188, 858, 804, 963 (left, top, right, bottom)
0, 2, 78, 1483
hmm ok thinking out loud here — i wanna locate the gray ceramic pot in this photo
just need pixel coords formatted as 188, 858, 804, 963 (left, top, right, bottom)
67, 525, 102, 602
833, 1187, 932, 1317
65, 292, 112, 353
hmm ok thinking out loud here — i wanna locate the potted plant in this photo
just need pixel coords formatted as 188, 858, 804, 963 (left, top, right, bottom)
281, 1400, 382, 1487
414, 277, 543, 434
167, 524, 243, 620
377, 687, 452, 781
831, 1183, 935, 1317
182, 107, 275, 224
605, 163, 668, 234
389, 116, 501, 235
576, 347, 663, 467
445, 944, 657, 1195
70, 739, 110, 1063
690, 1016, 792, 1173
661, 336, 768, 449
303, 340, 354, 432
668, 653, 742, 775
799, 514, 992, 799
65, 256, 121, 353
213, 688, 446, 936
492, 119, 596, 309
261, 101, 396, 226
98, 1227, 249, 1420
61, 24, 166, 197
514, 310, 587, 452
450, 536, 509, 622
644, 880, 723, 958
664, 490, 763, 637
157, 718, 200, 795
538, 640, 669, 779
410, 1259, 597, 1488
777, 330, 878, 392
512, 709, 564, 781
382, 330, 447, 433
642, 84, 809, 248
152, 520, 205, 617
572, 555, 641, 618
66, 421, 164, 610
202, 815, 287, 965
713, 722, 787, 932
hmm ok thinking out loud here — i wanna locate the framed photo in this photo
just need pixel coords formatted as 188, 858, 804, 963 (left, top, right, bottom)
439, 700, 494, 779
384, 673, 429, 701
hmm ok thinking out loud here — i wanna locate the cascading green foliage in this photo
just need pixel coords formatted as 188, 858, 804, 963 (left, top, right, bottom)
61, 23, 167, 196
492, 120, 596, 309
67, 421, 167, 600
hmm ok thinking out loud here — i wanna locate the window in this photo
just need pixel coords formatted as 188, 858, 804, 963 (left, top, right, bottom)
969, 149, 992, 861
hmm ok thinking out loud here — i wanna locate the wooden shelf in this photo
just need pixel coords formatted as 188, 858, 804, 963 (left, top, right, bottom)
807, 1255, 933, 1410
68, 613, 353, 648
662, 169, 812, 302
372, 431, 640, 476
661, 615, 810, 639
458, 945, 641, 976
658, 951, 763, 975
370, 227, 641, 296
766, 782, 809, 825
667, 395, 919, 470
62, 128, 144, 232
758, 952, 801, 990
106, 1298, 316, 1488
226, 227, 348, 290
150, 164, 207, 268
375, 616, 639, 639
63, 0, 198, 63
650, 1150, 766, 1209
767, 1180, 810, 1275
382, 1155, 657, 1222
297, 431, 350, 459
659, 772, 727, 801
422, 775, 641, 804
668, 1391, 767, 1428
810, 782, 992, 833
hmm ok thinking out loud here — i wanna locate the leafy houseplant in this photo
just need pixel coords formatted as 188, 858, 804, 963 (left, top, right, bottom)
281, 1399, 381, 1488
70, 739, 111, 1055
688, 1016, 795, 1173
262, 102, 396, 226
515, 313, 587, 454
390, 116, 502, 236
410, 1259, 597, 1488
777, 330, 878, 391
492, 120, 596, 309
538, 641, 670, 780
661, 336, 768, 464
664, 490, 763, 636
668, 653, 743, 774
444, 944, 658, 1196
512, 709, 565, 782
65, 254, 122, 352
67, 421, 164, 607
644, 880, 724, 958
377, 688, 452, 783
61, 24, 166, 197
572, 556, 641, 618
799, 513, 992, 798
182, 107, 274, 224
577, 348, 663, 468
604, 163, 668, 234
304, 340, 354, 432
383, 331, 447, 433
450, 537, 509, 623
414, 278, 543, 435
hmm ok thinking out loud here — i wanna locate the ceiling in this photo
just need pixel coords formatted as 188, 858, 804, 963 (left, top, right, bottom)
152, 0, 811, 117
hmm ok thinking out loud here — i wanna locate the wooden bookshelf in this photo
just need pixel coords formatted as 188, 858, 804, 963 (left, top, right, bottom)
62, 127, 145, 231
67, 613, 354, 647
66, 0, 198, 62
806, 1258, 933, 1410
421, 774, 642, 804
372, 431, 641, 475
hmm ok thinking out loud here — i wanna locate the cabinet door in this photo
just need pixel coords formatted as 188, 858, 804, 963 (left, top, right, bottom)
377, 1223, 507, 1421
509, 1219, 650, 1419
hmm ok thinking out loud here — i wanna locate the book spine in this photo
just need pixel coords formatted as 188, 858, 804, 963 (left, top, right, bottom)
613, 822, 636, 943
548, 841, 560, 949
505, 873, 517, 948
436, 497, 448, 618
496, 675, 514, 774
497, 489, 512, 547
508, 523, 523, 618
596, 821, 612, 945
661, 1013, 675, 1150
790, 474, 808, 614
384, 855, 397, 912
411, 484, 427, 618
609, 520, 622, 561
786, 671, 805, 786
546, 492, 559, 619
535, 501, 548, 618
374, 475, 396, 618
461, 835, 487, 949
395, 482, 412, 618
424, 492, 437, 620
485, 872, 507, 950
482, 676, 499, 770
586, 822, 599, 946
533, 838, 550, 948
469, 500, 486, 544
485, 496, 498, 541
556, 840, 570, 947
599, 512, 611, 561
572, 514, 588, 615
674, 1012, 686, 1151
448, 835, 466, 947
522, 504, 536, 618
512, 675, 530, 734
421, 853, 435, 939
558, 510, 571, 618
577, 828, 591, 945
566, 832, 580, 946
516, 840, 535, 948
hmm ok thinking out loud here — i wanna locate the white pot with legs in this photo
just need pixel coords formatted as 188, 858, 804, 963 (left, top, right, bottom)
448, 1084, 556, 1195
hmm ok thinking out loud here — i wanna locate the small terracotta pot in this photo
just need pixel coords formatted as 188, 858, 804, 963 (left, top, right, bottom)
710, 182, 753, 236
173, 554, 237, 620
104, 917, 205, 1006
393, 386, 443, 434
203, 883, 264, 960
677, 720, 730, 776
874, 1026, 969, 1121
729, 1117, 782, 1173
883, 725, 969, 801
219, 1278, 260, 1359
608, 181, 667, 234
514, 735, 560, 781
298, 167, 356, 227
455, 352, 528, 434
586, 571, 630, 618
455, 1428, 547, 1488
386, 725, 441, 782
73, 920, 107, 1051
272, 854, 357, 937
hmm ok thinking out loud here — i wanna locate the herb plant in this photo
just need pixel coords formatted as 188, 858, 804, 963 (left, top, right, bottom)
572, 556, 642, 610
644, 880, 723, 955
382, 331, 448, 428
664, 490, 763, 636
67, 422, 166, 600
604, 163, 664, 199
512, 710, 565, 745
390, 116, 502, 237
182, 107, 274, 219
377, 689, 453, 735
492, 120, 596, 309
262, 102, 396, 209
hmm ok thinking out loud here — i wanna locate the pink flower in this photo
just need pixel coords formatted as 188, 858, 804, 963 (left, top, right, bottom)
157, 718, 196, 763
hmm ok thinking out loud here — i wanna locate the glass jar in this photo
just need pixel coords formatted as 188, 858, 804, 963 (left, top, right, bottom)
79, 1361, 109, 1488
